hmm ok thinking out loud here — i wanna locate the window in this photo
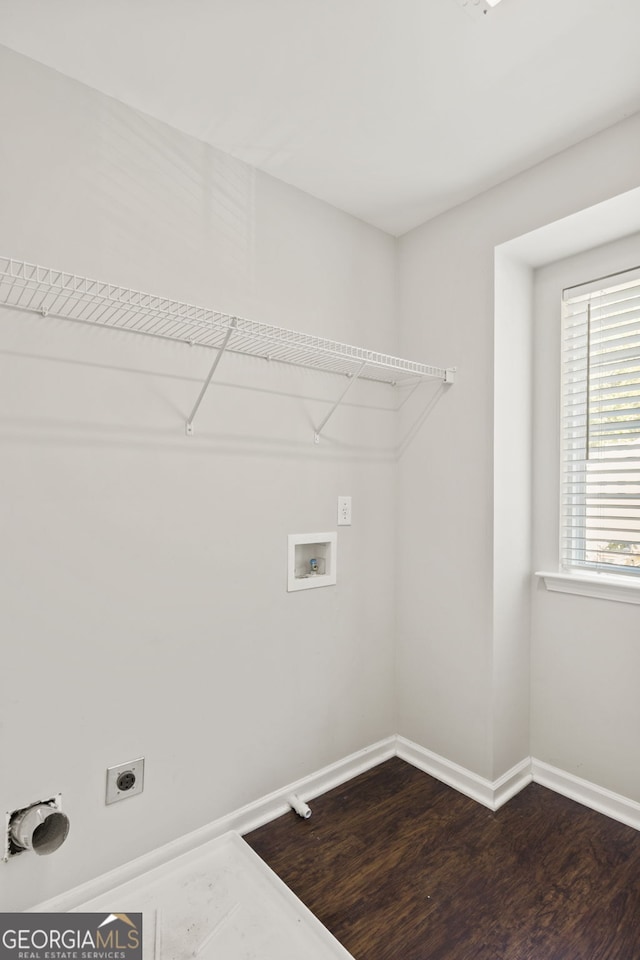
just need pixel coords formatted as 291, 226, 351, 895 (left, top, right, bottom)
561, 267, 640, 576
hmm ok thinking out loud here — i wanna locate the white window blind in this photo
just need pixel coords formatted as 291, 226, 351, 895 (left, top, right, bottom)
561, 267, 640, 576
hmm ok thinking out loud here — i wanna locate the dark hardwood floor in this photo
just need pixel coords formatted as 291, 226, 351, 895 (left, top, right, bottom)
244, 757, 640, 960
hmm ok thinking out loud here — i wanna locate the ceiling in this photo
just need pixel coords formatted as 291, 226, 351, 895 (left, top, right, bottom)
2, 0, 640, 236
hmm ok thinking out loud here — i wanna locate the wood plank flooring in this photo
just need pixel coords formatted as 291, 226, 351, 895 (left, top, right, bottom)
244, 757, 640, 960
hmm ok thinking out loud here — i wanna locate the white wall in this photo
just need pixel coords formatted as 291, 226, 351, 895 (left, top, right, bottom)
396, 111, 640, 782
492, 253, 532, 778
0, 46, 398, 910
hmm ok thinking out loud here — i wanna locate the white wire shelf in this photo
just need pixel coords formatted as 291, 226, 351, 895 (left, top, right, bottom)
0, 256, 455, 438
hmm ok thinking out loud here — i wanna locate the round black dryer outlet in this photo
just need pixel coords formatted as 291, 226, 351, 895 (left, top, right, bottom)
116, 770, 136, 792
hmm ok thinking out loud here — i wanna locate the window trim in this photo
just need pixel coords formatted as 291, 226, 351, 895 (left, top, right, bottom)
536, 569, 640, 605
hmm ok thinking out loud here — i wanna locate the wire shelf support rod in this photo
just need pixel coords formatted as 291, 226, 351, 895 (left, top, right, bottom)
185, 320, 236, 435
314, 360, 368, 443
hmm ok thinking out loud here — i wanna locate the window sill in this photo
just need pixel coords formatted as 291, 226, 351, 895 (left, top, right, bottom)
535, 570, 640, 605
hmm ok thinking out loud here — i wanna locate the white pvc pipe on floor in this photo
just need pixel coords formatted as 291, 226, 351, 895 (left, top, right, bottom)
288, 794, 312, 819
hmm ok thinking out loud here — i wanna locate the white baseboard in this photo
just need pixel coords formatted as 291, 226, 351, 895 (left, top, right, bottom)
493, 756, 534, 809
531, 758, 640, 832
33, 737, 396, 911
397, 735, 532, 811
33, 738, 639, 911
397, 740, 640, 829
395, 740, 640, 828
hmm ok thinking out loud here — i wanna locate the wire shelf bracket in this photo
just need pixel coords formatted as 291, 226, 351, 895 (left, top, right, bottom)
314, 360, 367, 443
0, 256, 455, 440
185, 320, 236, 436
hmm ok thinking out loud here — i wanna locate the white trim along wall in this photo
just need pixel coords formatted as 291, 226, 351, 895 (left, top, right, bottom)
32, 737, 640, 912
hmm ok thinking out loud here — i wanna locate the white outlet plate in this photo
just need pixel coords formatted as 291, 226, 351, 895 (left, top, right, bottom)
106, 758, 145, 804
337, 496, 352, 526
